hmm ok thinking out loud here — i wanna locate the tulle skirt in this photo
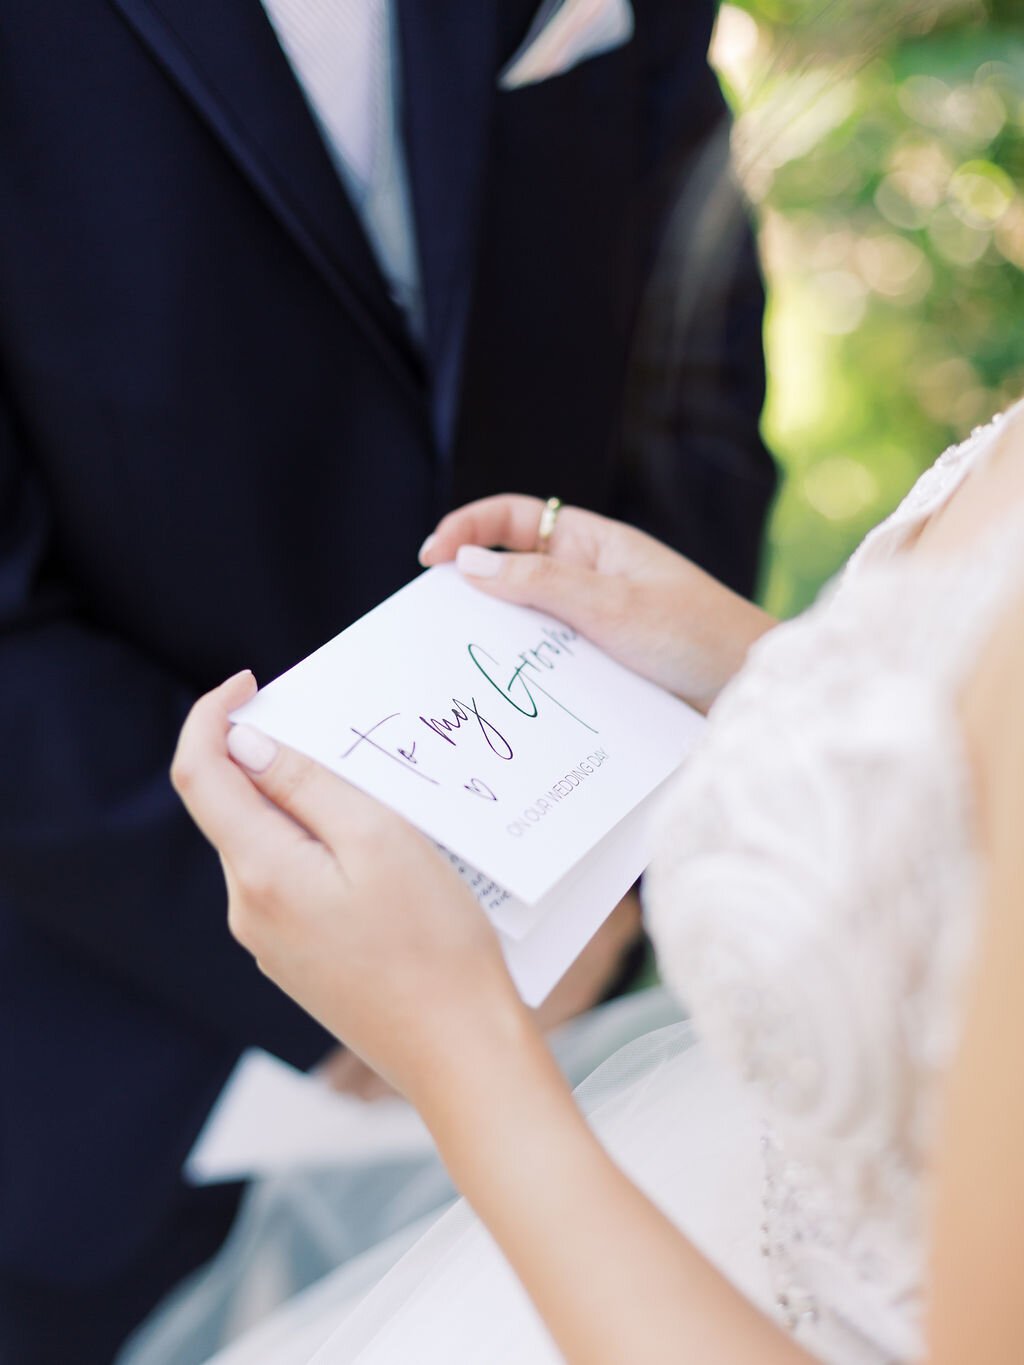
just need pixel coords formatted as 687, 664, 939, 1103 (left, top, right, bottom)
194, 1013, 771, 1364
122, 989, 753, 1365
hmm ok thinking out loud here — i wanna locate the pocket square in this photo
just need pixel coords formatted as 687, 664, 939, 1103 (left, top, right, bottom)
499, 0, 634, 91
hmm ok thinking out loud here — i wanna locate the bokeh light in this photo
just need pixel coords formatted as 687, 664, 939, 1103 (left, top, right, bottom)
712, 0, 1024, 616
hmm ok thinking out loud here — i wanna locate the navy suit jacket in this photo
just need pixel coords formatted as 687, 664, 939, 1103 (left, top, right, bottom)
0, 0, 774, 1285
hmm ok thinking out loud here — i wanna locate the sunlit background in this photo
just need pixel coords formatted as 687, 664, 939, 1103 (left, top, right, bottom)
711, 0, 1024, 616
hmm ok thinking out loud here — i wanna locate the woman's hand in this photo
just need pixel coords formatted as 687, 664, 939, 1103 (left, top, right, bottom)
420, 495, 775, 714
171, 671, 528, 1105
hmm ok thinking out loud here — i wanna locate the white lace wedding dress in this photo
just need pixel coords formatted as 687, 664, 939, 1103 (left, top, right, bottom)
206, 405, 1023, 1365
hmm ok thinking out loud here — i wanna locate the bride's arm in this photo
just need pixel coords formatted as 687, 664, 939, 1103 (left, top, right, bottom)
928, 590, 1024, 1364
405, 973, 813, 1364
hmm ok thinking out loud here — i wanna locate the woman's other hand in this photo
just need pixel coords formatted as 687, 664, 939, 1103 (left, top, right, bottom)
420, 495, 774, 714
171, 671, 526, 1105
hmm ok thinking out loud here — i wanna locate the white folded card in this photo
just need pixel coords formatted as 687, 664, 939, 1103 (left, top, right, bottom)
232, 566, 704, 1003
185, 1049, 433, 1184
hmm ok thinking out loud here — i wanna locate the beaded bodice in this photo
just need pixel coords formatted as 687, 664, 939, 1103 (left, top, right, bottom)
645, 405, 1024, 1363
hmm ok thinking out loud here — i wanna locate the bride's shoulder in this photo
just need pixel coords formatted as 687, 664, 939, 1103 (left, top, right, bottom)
975, 393, 1024, 493
902, 396, 1024, 563
984, 392, 1024, 468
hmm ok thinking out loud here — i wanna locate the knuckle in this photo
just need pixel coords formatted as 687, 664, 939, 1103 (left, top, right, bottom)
226, 898, 251, 947
226, 870, 277, 953
226, 899, 266, 957
514, 552, 553, 592
233, 856, 276, 907
170, 749, 194, 796
271, 754, 314, 808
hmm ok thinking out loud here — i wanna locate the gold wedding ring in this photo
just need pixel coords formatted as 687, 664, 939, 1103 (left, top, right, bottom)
535, 497, 563, 554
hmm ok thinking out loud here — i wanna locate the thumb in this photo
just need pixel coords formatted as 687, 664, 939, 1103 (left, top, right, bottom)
455, 545, 621, 640
226, 724, 396, 851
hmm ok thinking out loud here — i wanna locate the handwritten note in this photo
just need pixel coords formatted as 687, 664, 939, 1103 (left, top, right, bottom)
232, 566, 704, 1001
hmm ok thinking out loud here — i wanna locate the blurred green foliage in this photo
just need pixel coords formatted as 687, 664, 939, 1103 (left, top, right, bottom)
712, 0, 1024, 615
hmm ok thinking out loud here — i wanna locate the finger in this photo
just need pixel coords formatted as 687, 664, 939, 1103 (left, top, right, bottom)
419, 495, 600, 567
172, 673, 308, 867
226, 724, 402, 855
419, 494, 545, 564
452, 545, 627, 640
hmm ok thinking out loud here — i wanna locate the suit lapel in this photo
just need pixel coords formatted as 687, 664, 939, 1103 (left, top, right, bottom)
109, 0, 424, 402
396, 2, 498, 454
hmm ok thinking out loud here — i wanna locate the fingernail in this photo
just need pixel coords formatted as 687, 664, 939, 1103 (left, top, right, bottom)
227, 724, 278, 773
456, 545, 503, 578
222, 668, 256, 694
418, 533, 436, 565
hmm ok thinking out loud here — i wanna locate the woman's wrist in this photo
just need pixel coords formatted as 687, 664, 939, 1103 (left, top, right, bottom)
707, 593, 777, 700
409, 990, 572, 1157
672, 569, 777, 713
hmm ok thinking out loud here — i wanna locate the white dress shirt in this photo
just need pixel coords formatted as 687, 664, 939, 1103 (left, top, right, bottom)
259, 0, 423, 336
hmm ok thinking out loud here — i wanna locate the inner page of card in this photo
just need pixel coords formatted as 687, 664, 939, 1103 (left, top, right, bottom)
232, 565, 704, 905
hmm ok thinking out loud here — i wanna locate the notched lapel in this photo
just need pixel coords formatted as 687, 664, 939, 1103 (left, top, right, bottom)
109, 0, 423, 398
397, 2, 498, 453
